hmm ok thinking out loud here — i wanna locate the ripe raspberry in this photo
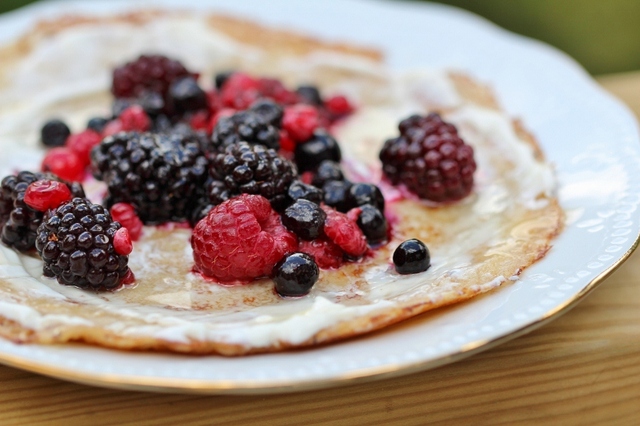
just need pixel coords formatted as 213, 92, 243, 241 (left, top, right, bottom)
282, 104, 321, 142
321, 205, 367, 258
112, 54, 196, 99
379, 113, 476, 202
119, 105, 151, 132
24, 180, 72, 212
0, 172, 84, 251
41, 147, 85, 182
257, 78, 299, 105
66, 130, 102, 166
324, 95, 354, 118
191, 194, 297, 282
110, 203, 143, 241
298, 238, 344, 269
219, 73, 261, 110
35, 197, 132, 290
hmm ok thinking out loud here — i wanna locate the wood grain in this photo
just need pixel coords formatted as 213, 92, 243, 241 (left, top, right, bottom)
0, 73, 639, 426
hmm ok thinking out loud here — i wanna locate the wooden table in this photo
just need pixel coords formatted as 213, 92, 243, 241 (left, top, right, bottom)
1, 73, 639, 426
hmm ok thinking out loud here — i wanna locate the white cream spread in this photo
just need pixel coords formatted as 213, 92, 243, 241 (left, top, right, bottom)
0, 14, 558, 351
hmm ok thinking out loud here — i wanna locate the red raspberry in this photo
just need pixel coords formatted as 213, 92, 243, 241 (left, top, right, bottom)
110, 202, 143, 241
379, 113, 476, 202
206, 90, 223, 113
282, 104, 321, 142
220, 73, 261, 110
113, 227, 133, 255
191, 194, 298, 282
41, 147, 84, 182
23, 180, 72, 212
66, 129, 102, 166
321, 205, 368, 258
102, 120, 124, 137
299, 238, 344, 269
258, 78, 299, 105
119, 105, 151, 131
325, 95, 354, 117
189, 110, 210, 131
279, 129, 296, 152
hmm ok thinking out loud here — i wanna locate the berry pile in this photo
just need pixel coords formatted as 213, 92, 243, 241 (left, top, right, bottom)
379, 113, 477, 202
6, 53, 467, 295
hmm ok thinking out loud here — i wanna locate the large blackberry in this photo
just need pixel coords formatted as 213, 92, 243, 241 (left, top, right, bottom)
112, 55, 196, 99
207, 142, 297, 210
35, 198, 132, 290
91, 131, 209, 224
379, 113, 476, 202
211, 101, 282, 151
0, 171, 84, 251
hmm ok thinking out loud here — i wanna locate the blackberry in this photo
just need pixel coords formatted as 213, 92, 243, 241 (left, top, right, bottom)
87, 117, 109, 133
41, 119, 70, 147
286, 180, 324, 205
272, 252, 319, 297
322, 180, 352, 212
211, 104, 282, 151
294, 129, 341, 172
0, 171, 84, 251
35, 197, 131, 290
282, 199, 326, 240
206, 142, 297, 210
379, 113, 476, 202
296, 85, 323, 106
91, 131, 209, 224
112, 54, 195, 99
346, 183, 385, 212
168, 76, 207, 114
356, 204, 388, 245
393, 239, 430, 274
311, 160, 344, 188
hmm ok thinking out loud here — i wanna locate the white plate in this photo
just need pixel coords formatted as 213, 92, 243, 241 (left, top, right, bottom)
0, 0, 638, 394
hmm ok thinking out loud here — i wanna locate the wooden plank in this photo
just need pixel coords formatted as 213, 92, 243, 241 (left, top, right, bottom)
0, 73, 639, 426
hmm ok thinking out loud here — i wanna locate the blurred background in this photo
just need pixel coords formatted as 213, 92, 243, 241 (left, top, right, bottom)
1, 0, 639, 75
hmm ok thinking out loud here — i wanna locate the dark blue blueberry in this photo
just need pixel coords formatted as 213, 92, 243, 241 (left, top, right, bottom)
169, 76, 207, 113
282, 199, 326, 240
312, 160, 344, 188
214, 70, 235, 89
87, 117, 109, 134
249, 99, 283, 127
41, 119, 71, 147
322, 180, 352, 212
393, 239, 430, 274
138, 90, 165, 117
296, 85, 323, 106
112, 98, 134, 118
294, 129, 341, 172
287, 180, 324, 205
273, 252, 319, 297
356, 204, 388, 245
347, 183, 385, 212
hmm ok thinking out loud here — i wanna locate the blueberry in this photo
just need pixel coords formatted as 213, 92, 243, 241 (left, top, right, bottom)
312, 160, 344, 188
347, 183, 385, 212
214, 70, 235, 89
169, 76, 207, 113
249, 99, 283, 127
41, 119, 71, 147
112, 98, 134, 118
357, 204, 388, 245
282, 199, 326, 240
323, 180, 352, 212
138, 90, 165, 116
393, 239, 430, 274
287, 180, 324, 205
294, 130, 342, 172
296, 85, 323, 106
273, 252, 319, 297
87, 117, 108, 134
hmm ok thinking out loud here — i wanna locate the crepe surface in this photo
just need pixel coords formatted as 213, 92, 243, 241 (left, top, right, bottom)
0, 12, 563, 355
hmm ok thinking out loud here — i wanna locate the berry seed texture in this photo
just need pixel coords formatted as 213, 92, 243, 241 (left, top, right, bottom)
0, 12, 563, 355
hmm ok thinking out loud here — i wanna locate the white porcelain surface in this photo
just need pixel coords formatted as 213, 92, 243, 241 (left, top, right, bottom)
0, 0, 638, 393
